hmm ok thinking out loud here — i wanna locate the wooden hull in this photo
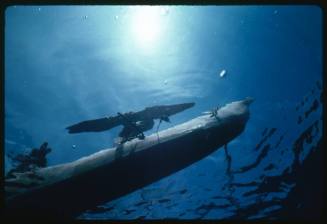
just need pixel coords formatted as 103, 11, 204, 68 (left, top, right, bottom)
5, 98, 252, 219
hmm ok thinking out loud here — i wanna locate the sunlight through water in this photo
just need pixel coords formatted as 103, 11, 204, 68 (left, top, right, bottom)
130, 6, 165, 50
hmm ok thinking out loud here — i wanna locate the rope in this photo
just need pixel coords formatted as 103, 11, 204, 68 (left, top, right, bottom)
156, 119, 162, 143
222, 145, 241, 210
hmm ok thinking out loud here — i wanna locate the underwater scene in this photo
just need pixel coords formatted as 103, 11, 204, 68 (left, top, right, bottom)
4, 5, 323, 220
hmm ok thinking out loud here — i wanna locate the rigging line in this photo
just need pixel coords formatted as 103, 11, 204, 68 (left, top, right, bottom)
156, 119, 162, 143
222, 145, 240, 210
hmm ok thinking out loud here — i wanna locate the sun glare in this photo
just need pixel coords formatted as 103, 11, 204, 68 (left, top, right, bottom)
130, 6, 164, 49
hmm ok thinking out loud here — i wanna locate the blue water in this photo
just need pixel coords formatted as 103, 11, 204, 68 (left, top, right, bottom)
5, 5, 323, 220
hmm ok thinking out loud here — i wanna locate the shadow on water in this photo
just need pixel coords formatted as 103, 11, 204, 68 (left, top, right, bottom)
218, 80, 324, 220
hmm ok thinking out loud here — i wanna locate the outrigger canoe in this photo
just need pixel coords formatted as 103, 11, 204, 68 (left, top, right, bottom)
5, 98, 253, 219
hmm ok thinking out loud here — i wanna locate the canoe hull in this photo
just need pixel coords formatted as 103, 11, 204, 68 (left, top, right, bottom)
5, 98, 252, 219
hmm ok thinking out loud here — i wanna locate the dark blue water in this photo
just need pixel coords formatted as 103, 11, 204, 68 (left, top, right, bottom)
5, 5, 323, 220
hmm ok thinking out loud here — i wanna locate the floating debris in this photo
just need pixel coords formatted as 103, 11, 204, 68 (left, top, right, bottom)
261, 127, 268, 137
275, 135, 284, 148
273, 10, 278, 14
158, 198, 171, 203
179, 189, 187, 194
230, 181, 258, 187
268, 128, 277, 137
254, 128, 276, 151
124, 209, 136, 215
304, 99, 319, 118
134, 201, 148, 207
179, 212, 186, 217
82, 15, 88, 20
72, 144, 76, 149
114, 15, 119, 20
195, 202, 230, 218
292, 120, 320, 168
236, 144, 272, 173
164, 80, 168, 85
297, 116, 303, 124
264, 164, 275, 171
219, 69, 227, 78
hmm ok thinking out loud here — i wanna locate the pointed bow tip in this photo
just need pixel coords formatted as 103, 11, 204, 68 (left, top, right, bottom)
243, 97, 254, 105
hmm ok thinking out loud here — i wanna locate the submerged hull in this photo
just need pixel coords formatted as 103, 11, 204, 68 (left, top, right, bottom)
5, 98, 253, 219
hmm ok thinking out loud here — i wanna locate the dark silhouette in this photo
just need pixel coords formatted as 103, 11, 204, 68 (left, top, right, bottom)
6, 142, 51, 178
66, 102, 195, 144
254, 128, 276, 151
304, 99, 319, 118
